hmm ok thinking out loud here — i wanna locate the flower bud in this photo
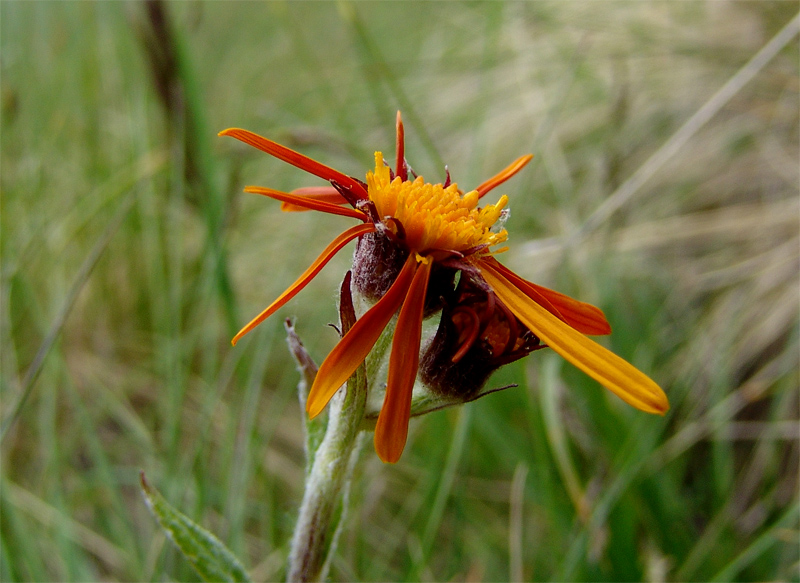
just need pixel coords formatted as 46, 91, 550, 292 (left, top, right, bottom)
420, 275, 544, 399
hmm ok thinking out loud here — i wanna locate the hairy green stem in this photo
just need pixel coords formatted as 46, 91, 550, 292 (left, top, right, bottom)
286, 365, 367, 582
286, 273, 368, 582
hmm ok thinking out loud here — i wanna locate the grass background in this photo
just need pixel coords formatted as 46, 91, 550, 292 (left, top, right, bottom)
2, 1, 798, 581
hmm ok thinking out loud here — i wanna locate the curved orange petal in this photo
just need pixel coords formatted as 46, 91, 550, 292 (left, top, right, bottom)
395, 111, 407, 181
481, 257, 566, 324
219, 128, 368, 199
281, 186, 349, 212
479, 261, 669, 415
374, 259, 432, 463
244, 186, 367, 220
476, 154, 534, 198
306, 255, 418, 418
483, 257, 611, 335
232, 223, 376, 346
524, 282, 611, 335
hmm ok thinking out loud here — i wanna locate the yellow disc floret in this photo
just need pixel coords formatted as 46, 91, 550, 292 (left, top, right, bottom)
366, 152, 509, 254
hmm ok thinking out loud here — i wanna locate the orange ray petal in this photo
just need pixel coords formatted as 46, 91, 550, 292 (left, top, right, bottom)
306, 255, 419, 418
395, 111, 406, 181
483, 257, 611, 335
280, 186, 349, 212
219, 128, 369, 199
476, 154, 534, 198
374, 259, 432, 463
523, 282, 611, 335
480, 257, 566, 324
479, 261, 669, 415
232, 223, 376, 346
244, 186, 367, 220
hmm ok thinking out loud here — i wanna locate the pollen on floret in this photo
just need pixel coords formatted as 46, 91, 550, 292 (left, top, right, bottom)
367, 152, 509, 255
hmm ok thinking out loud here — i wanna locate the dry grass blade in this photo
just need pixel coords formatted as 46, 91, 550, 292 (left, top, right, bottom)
3, 480, 130, 571
571, 11, 800, 243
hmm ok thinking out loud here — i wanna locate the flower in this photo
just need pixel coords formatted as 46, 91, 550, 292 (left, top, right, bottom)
221, 112, 669, 463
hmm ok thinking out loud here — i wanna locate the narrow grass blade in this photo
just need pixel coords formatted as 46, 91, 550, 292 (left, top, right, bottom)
3, 480, 129, 573
1, 191, 136, 441
341, 1, 446, 171
412, 406, 472, 580
571, 11, 800, 243
710, 502, 799, 582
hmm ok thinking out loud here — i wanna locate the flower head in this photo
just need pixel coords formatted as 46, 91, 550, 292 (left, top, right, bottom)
420, 273, 546, 400
221, 112, 669, 463
367, 152, 509, 253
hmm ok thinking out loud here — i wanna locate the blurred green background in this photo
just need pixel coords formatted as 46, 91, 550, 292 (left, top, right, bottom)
2, 2, 798, 581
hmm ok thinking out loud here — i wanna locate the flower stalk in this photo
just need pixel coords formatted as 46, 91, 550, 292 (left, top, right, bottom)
285, 274, 368, 583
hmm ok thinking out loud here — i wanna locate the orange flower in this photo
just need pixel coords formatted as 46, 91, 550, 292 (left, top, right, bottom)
221, 113, 669, 463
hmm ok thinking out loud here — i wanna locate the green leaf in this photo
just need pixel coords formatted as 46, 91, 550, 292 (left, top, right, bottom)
140, 472, 250, 583
284, 318, 326, 471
